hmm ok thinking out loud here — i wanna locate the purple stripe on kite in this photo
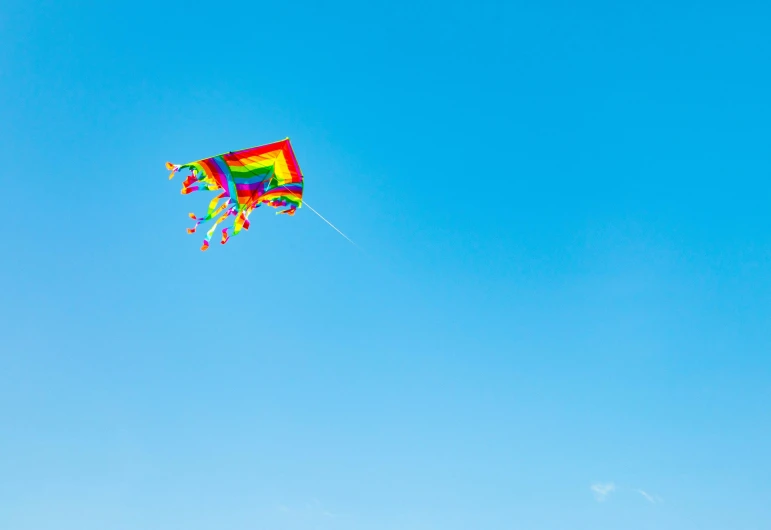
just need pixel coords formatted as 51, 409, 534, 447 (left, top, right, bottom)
235, 181, 269, 192
272, 184, 303, 193
200, 157, 228, 191
231, 173, 272, 185
212, 156, 236, 198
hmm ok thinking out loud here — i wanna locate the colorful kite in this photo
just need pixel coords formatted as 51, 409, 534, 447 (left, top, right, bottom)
166, 138, 303, 251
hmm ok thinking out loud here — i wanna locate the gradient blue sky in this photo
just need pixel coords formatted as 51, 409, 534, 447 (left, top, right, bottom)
2, 1, 770, 529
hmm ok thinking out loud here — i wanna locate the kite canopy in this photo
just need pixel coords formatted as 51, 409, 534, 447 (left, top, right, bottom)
166, 138, 303, 250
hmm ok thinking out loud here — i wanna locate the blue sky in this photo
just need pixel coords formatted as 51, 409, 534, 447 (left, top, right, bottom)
2, 1, 770, 528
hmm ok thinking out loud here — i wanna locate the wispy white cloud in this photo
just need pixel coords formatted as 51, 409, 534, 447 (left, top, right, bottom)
636, 489, 663, 503
591, 482, 616, 502
637, 489, 655, 503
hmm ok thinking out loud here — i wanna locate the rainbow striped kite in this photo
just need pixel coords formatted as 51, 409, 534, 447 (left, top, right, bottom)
166, 138, 303, 251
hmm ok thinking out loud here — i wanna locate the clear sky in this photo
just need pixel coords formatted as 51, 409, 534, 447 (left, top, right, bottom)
2, 1, 770, 529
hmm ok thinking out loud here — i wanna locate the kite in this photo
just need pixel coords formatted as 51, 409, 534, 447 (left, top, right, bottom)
166, 138, 303, 251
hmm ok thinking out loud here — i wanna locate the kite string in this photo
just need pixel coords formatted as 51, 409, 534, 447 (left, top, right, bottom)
270, 183, 359, 248
301, 199, 358, 248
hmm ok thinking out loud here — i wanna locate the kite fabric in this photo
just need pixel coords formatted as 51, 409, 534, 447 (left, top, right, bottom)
166, 138, 303, 251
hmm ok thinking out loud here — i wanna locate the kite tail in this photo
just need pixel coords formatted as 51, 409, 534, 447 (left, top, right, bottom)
178, 168, 219, 195
220, 206, 255, 246
187, 193, 229, 234
233, 207, 253, 234
187, 216, 202, 234
201, 207, 235, 251
166, 162, 181, 179
277, 205, 297, 216
182, 181, 219, 195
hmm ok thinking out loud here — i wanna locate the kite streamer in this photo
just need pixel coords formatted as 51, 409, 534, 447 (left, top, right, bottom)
166, 138, 303, 250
